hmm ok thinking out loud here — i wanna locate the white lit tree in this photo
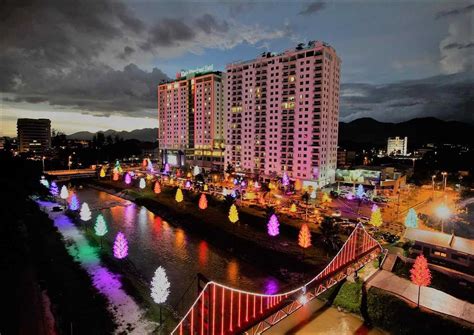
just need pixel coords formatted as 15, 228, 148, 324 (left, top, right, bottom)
80, 202, 92, 221
193, 165, 201, 176
60, 185, 69, 199
151, 266, 170, 324
139, 178, 146, 189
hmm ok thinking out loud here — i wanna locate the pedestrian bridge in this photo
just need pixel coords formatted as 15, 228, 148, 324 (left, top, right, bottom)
172, 223, 384, 335
44, 169, 96, 181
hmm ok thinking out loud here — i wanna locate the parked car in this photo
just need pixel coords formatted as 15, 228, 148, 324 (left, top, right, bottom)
331, 210, 342, 217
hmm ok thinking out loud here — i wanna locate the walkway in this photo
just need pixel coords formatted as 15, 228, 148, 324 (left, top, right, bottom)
367, 270, 474, 325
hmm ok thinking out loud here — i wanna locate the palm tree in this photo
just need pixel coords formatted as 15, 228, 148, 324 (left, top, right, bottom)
319, 217, 342, 252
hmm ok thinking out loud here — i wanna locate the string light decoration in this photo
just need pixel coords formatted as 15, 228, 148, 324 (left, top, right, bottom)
290, 203, 297, 213
113, 171, 119, 181
40, 177, 50, 188
99, 167, 106, 178
150, 266, 171, 325
124, 173, 132, 185
267, 214, 280, 236
68, 193, 80, 211
228, 204, 239, 223
60, 185, 69, 199
356, 184, 365, 199
175, 188, 183, 203
410, 255, 431, 307
113, 232, 128, 259
282, 171, 289, 187
198, 193, 208, 210
298, 224, 312, 248
405, 208, 418, 228
80, 202, 92, 221
114, 160, 123, 173
203, 184, 208, 191
50, 181, 59, 197
369, 207, 383, 227
142, 158, 148, 168
193, 165, 201, 176
139, 178, 146, 189
154, 182, 161, 194
94, 214, 108, 236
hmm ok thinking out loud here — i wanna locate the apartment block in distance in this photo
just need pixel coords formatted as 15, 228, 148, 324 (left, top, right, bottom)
387, 136, 408, 156
158, 65, 225, 171
225, 41, 341, 187
17, 118, 51, 154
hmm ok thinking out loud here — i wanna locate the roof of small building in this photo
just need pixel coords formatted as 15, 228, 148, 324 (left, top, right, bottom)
404, 227, 474, 256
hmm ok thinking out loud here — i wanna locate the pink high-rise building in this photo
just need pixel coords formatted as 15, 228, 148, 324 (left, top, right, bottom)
158, 68, 225, 170
225, 41, 341, 187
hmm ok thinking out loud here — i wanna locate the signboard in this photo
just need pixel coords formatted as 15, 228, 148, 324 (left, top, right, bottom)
179, 65, 214, 78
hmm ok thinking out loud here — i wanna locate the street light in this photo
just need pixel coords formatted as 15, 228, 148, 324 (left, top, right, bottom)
42, 156, 46, 172
441, 172, 447, 192
431, 175, 436, 197
68, 155, 72, 170
435, 204, 451, 233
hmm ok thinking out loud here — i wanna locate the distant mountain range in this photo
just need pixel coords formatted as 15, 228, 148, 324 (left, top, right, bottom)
68, 117, 473, 147
68, 128, 158, 142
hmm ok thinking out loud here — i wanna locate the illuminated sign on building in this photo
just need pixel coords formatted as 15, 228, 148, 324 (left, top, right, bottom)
179, 65, 214, 78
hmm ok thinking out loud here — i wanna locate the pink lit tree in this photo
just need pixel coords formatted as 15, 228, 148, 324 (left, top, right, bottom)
410, 255, 431, 307
50, 181, 59, 197
124, 173, 132, 185
113, 232, 128, 259
282, 171, 289, 187
267, 214, 280, 236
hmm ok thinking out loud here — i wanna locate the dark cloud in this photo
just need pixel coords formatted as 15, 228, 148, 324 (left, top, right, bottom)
118, 46, 136, 60
298, 2, 326, 16
435, 3, 474, 19
195, 14, 229, 34
443, 42, 474, 50
340, 72, 474, 123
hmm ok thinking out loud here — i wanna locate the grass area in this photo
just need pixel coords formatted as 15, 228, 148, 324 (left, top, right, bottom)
367, 287, 473, 335
393, 258, 474, 304
332, 280, 363, 314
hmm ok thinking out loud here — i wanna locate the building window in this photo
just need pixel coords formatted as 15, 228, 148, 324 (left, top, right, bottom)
433, 250, 447, 257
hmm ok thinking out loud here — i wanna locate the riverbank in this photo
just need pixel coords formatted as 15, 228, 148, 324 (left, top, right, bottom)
89, 179, 337, 281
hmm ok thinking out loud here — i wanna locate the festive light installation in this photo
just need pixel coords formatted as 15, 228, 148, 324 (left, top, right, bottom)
124, 173, 132, 185
150, 266, 171, 324
294, 179, 302, 191
50, 181, 59, 197
203, 184, 208, 191
356, 184, 365, 199
142, 158, 148, 168
185, 180, 191, 189
100, 167, 106, 178
113, 232, 128, 259
139, 178, 146, 189
193, 165, 201, 176
198, 193, 208, 210
154, 182, 161, 194
322, 193, 332, 205
175, 188, 184, 203
228, 204, 239, 223
282, 172, 289, 187
40, 177, 50, 188
60, 185, 69, 199
113, 171, 119, 181
254, 181, 259, 189
147, 159, 154, 172
290, 203, 297, 213
267, 214, 280, 236
68, 193, 80, 211
115, 160, 123, 173
94, 214, 108, 237
405, 208, 419, 228
310, 189, 317, 199
80, 202, 92, 221
369, 207, 383, 227
298, 224, 312, 248
410, 255, 431, 307
164, 163, 170, 174
371, 204, 378, 212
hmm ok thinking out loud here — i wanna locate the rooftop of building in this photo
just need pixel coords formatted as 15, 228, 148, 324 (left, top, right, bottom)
159, 70, 222, 86
404, 227, 474, 256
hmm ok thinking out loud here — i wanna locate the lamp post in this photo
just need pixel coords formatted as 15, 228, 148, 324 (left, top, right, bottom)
42, 156, 46, 172
441, 172, 447, 192
435, 204, 450, 233
431, 175, 436, 198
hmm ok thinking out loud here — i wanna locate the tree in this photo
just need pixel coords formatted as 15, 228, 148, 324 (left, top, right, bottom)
142, 158, 148, 168
80, 202, 92, 221
147, 159, 154, 172
294, 179, 302, 191
228, 204, 239, 223
319, 217, 342, 251
282, 171, 289, 187
369, 207, 383, 227
198, 193, 208, 210
94, 214, 108, 248
193, 165, 201, 176
99, 167, 106, 178
175, 188, 183, 203
298, 224, 312, 248
124, 173, 131, 185
40, 177, 49, 188
410, 255, 431, 307
322, 192, 331, 205
267, 214, 280, 236
310, 189, 317, 199
113, 171, 119, 181
150, 266, 171, 324
154, 182, 161, 194
113, 232, 128, 259
164, 163, 170, 174
290, 203, 297, 213
115, 160, 123, 173
60, 185, 69, 199
139, 178, 146, 189
356, 184, 365, 199
405, 208, 419, 228
69, 193, 80, 211
50, 181, 59, 197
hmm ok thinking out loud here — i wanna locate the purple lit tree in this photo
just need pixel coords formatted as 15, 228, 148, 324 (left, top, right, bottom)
50, 181, 59, 197
69, 193, 80, 211
124, 173, 132, 185
164, 163, 170, 174
113, 232, 128, 259
356, 184, 365, 199
282, 171, 289, 187
267, 214, 280, 236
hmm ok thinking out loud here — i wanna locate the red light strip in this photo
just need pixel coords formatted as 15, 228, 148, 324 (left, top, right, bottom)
212, 284, 216, 335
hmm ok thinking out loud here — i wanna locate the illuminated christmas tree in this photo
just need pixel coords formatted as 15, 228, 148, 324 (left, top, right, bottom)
294, 179, 302, 191
99, 167, 106, 178
150, 266, 170, 324
290, 203, 297, 213
193, 165, 201, 176
113, 171, 119, 181
164, 163, 170, 174
369, 207, 383, 227
94, 214, 108, 236
410, 255, 431, 307
139, 178, 146, 189
115, 160, 123, 173
147, 159, 154, 172
113, 232, 128, 259
142, 158, 148, 168
175, 188, 183, 203
282, 171, 289, 187
40, 177, 49, 188
68, 193, 79, 211
185, 180, 191, 188
124, 173, 132, 185
371, 204, 378, 212
198, 193, 208, 210
356, 184, 365, 199
50, 181, 59, 197
228, 204, 239, 223
310, 189, 317, 199
154, 182, 161, 194
60, 185, 69, 199
80, 202, 92, 221
298, 224, 312, 248
267, 214, 280, 236
405, 208, 419, 228
322, 192, 331, 204
203, 184, 208, 191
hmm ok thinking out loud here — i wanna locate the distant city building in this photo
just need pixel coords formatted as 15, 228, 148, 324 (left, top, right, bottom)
337, 148, 356, 168
17, 118, 51, 154
387, 136, 408, 156
158, 68, 225, 171
225, 41, 341, 187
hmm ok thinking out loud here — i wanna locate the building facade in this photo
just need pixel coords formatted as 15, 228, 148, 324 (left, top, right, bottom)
225, 41, 341, 187
158, 69, 225, 171
17, 118, 51, 154
387, 136, 408, 156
